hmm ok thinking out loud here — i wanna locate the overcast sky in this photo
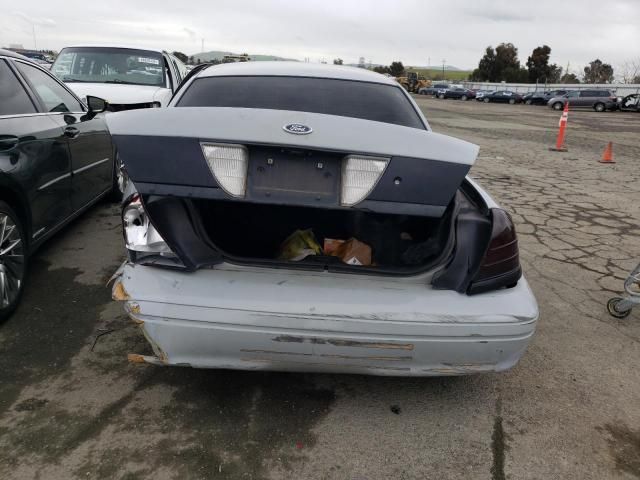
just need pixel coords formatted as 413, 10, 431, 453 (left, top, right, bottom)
2, 0, 639, 73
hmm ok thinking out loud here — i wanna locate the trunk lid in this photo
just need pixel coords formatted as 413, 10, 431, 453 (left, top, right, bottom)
107, 107, 478, 217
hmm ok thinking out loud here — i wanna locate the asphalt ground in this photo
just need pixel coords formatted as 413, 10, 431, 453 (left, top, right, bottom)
0, 97, 639, 480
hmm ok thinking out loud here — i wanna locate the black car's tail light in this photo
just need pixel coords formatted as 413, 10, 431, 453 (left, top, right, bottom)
467, 208, 521, 294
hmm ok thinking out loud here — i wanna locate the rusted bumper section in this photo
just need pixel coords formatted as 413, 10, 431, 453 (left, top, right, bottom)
111, 262, 538, 376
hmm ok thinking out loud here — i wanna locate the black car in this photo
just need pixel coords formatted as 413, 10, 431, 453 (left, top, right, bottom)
482, 90, 523, 104
418, 83, 449, 96
441, 87, 476, 100
523, 89, 569, 105
0, 49, 118, 319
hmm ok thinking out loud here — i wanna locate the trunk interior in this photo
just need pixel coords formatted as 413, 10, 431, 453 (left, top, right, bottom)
190, 199, 455, 273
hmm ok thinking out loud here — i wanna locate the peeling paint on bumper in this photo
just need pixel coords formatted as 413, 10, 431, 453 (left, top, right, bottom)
112, 262, 538, 376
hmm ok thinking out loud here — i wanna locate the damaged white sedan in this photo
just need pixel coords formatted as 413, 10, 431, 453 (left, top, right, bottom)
108, 62, 538, 376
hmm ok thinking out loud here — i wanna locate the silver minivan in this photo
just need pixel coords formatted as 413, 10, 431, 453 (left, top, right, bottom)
548, 89, 617, 112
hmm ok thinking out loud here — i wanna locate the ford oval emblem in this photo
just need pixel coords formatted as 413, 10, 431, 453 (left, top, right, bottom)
283, 123, 313, 135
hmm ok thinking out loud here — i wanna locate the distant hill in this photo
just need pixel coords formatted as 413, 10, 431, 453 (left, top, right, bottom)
411, 65, 463, 71
407, 68, 471, 81
190, 50, 299, 62
346, 63, 464, 71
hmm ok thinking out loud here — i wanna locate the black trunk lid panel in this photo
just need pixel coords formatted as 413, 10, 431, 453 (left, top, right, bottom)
115, 135, 471, 217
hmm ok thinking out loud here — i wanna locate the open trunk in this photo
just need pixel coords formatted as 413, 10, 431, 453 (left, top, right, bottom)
137, 184, 518, 294
187, 197, 455, 274
108, 107, 499, 284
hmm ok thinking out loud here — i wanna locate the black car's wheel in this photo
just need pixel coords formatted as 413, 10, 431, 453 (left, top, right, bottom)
0, 202, 27, 322
438, 93, 445, 99
525, 99, 532, 105
552, 102, 563, 111
508, 98, 516, 105
461, 95, 467, 101
594, 102, 606, 112
607, 297, 631, 319
110, 153, 127, 202
483, 97, 490, 103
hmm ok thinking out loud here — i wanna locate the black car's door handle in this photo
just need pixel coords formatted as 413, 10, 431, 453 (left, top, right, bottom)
64, 127, 80, 139
0, 136, 19, 151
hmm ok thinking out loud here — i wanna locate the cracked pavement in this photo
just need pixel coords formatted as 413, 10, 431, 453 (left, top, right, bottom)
0, 97, 638, 480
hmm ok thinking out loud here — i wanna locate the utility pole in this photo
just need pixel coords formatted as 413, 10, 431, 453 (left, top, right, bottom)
442, 59, 446, 80
201, 38, 204, 53
32, 25, 37, 50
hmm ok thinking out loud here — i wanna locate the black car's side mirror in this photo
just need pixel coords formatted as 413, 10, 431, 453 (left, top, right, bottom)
86, 96, 108, 114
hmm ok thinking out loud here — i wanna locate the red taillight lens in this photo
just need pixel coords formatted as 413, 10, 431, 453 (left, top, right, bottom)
469, 208, 521, 293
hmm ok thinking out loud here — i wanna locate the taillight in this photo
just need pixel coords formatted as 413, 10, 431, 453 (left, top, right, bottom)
122, 194, 183, 267
340, 155, 389, 206
201, 143, 249, 198
468, 208, 521, 294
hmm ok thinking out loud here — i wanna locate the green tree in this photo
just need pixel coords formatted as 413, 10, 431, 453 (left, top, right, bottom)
548, 64, 562, 83
495, 43, 526, 81
560, 72, 580, 84
471, 43, 526, 82
526, 45, 561, 83
470, 46, 496, 81
388, 61, 405, 77
172, 51, 188, 63
583, 59, 614, 83
333, 58, 343, 65
373, 65, 390, 74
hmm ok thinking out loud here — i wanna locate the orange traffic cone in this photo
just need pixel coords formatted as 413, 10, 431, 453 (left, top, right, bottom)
599, 142, 615, 163
549, 102, 569, 152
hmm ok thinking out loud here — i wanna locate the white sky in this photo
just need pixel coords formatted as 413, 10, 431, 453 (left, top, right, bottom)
2, 0, 639, 73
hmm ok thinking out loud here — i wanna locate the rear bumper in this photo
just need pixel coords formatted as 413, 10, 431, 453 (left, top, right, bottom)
113, 262, 538, 376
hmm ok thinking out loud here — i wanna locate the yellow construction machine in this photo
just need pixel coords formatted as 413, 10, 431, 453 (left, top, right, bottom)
396, 71, 431, 93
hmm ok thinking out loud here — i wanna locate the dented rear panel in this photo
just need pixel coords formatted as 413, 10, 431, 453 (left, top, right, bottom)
113, 262, 538, 376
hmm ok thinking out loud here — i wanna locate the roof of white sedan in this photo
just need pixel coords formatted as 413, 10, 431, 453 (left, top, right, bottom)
198, 61, 397, 85
63, 44, 166, 53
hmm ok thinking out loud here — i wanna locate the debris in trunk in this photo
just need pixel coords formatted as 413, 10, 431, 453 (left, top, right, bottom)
277, 229, 322, 261
324, 238, 372, 266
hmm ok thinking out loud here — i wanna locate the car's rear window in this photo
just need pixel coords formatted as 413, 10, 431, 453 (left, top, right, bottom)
176, 76, 425, 129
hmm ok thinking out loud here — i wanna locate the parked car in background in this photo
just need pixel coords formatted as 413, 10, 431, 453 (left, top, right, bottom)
440, 87, 476, 100
474, 90, 495, 101
51, 45, 188, 111
6, 49, 53, 70
418, 83, 449, 95
523, 89, 569, 105
616, 93, 640, 112
108, 61, 538, 376
482, 90, 523, 104
547, 89, 617, 112
0, 49, 118, 319
29, 58, 53, 70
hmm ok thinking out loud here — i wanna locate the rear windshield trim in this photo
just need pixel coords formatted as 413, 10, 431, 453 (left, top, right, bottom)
175, 75, 426, 130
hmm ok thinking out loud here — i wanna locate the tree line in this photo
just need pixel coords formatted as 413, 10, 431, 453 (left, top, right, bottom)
175, 47, 639, 85
470, 43, 618, 84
